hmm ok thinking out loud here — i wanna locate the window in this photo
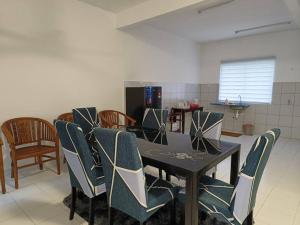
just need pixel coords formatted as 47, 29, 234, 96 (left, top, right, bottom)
218, 58, 275, 104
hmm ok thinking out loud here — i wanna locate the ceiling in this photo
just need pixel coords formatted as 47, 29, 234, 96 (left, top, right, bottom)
142, 0, 299, 42
78, 0, 151, 13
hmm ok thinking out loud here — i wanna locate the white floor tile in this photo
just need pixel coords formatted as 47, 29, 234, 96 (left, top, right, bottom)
0, 136, 299, 225
0, 201, 26, 223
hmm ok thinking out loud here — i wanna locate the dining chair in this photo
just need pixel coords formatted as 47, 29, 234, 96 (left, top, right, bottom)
0, 139, 5, 194
142, 108, 168, 179
55, 121, 106, 225
179, 128, 281, 225
190, 111, 224, 178
142, 108, 168, 178
142, 108, 168, 131
93, 128, 178, 225
72, 107, 102, 173
143, 129, 168, 146
99, 110, 136, 129
57, 113, 74, 163
72, 107, 100, 136
190, 111, 224, 140
1, 117, 60, 189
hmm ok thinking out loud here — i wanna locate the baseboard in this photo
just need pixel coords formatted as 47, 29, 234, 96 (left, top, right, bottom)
221, 130, 242, 137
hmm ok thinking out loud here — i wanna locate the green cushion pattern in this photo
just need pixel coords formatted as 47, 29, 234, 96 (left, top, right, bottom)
55, 121, 106, 198
229, 128, 280, 224
93, 128, 177, 223
179, 128, 280, 225
73, 107, 103, 179
190, 111, 224, 140
198, 175, 238, 225
142, 108, 168, 131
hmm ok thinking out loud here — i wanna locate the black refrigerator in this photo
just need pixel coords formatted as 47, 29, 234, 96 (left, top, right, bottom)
126, 86, 162, 126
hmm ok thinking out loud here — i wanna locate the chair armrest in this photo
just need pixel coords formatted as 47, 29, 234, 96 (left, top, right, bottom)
118, 112, 136, 126
126, 116, 136, 126
1, 125, 15, 147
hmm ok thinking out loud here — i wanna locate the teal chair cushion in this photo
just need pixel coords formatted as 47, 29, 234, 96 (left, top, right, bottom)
73, 107, 103, 180
142, 108, 168, 131
198, 175, 238, 225
178, 128, 281, 225
146, 174, 177, 214
94, 128, 178, 223
199, 175, 234, 205
55, 120, 106, 198
190, 111, 224, 139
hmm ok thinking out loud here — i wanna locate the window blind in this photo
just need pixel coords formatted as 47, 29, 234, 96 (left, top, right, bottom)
218, 58, 275, 104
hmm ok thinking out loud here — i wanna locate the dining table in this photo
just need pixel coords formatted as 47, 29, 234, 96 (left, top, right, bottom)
128, 128, 241, 225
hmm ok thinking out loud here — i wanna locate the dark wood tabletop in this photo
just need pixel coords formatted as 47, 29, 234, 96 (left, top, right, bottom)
128, 128, 241, 225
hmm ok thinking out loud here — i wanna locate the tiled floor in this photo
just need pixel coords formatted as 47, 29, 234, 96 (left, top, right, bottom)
0, 135, 299, 225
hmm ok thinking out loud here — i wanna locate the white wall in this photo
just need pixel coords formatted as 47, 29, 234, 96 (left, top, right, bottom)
120, 25, 201, 83
0, 0, 200, 124
0, 0, 124, 123
0, 0, 201, 170
200, 29, 300, 83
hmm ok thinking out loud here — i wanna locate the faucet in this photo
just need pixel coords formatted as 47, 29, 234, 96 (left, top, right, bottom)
238, 95, 242, 104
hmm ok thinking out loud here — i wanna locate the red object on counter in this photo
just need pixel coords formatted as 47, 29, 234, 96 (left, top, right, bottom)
190, 103, 200, 110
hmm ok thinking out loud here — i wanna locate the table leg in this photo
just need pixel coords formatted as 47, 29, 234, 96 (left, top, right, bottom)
230, 149, 240, 185
185, 173, 198, 225
181, 110, 185, 134
0, 143, 6, 194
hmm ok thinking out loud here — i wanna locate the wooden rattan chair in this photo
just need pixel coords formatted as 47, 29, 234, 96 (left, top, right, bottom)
0, 139, 5, 194
99, 110, 136, 129
1, 117, 60, 189
57, 112, 74, 123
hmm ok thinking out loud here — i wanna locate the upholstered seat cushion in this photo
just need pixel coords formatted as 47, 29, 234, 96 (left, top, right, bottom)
197, 176, 239, 225
146, 174, 178, 214
178, 129, 281, 225
199, 175, 234, 205
178, 175, 238, 225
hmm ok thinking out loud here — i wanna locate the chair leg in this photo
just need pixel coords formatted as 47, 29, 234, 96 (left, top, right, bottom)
0, 153, 5, 194
38, 155, 43, 170
246, 211, 253, 225
170, 199, 176, 225
108, 206, 113, 225
212, 172, 216, 179
159, 169, 163, 179
70, 187, 76, 220
166, 173, 171, 182
12, 159, 19, 189
88, 197, 95, 225
11, 161, 13, 178
56, 150, 61, 175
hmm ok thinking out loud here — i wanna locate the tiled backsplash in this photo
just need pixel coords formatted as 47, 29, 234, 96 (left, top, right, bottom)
124, 81, 200, 131
201, 82, 300, 139
125, 81, 300, 139
124, 81, 201, 109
